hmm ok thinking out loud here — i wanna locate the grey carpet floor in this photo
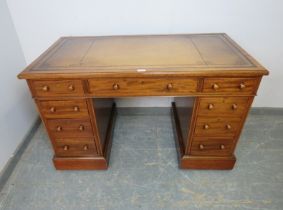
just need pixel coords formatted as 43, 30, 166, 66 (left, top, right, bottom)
0, 111, 282, 210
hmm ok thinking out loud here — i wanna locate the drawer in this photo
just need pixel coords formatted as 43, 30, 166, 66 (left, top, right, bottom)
87, 77, 198, 97
194, 116, 242, 137
202, 78, 259, 94
190, 138, 233, 156
54, 138, 98, 157
198, 97, 250, 116
38, 99, 89, 119
47, 119, 93, 138
31, 80, 84, 97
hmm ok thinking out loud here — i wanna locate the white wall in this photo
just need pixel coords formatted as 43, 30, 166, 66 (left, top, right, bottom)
7, 0, 283, 107
0, 0, 37, 172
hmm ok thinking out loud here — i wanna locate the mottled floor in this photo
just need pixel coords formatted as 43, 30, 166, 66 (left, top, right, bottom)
0, 111, 282, 210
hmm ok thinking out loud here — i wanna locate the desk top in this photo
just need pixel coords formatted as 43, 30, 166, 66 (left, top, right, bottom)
18, 34, 268, 79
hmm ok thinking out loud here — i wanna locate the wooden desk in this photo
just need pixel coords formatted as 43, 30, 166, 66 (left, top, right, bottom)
18, 34, 268, 170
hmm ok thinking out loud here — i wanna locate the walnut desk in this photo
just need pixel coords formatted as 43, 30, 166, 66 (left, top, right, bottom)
18, 34, 269, 170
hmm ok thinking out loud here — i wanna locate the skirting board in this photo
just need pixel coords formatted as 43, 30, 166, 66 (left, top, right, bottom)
0, 107, 282, 190
249, 107, 283, 115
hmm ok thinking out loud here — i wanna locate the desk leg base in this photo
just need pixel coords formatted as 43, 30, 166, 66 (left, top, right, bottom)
179, 155, 236, 170
171, 102, 236, 170
53, 156, 109, 170
53, 103, 117, 170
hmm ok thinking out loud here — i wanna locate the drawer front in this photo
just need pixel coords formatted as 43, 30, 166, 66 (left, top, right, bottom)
55, 138, 97, 157
38, 99, 89, 119
87, 78, 198, 96
194, 116, 241, 137
31, 80, 84, 97
190, 138, 233, 156
198, 97, 250, 116
47, 119, 93, 138
203, 78, 259, 94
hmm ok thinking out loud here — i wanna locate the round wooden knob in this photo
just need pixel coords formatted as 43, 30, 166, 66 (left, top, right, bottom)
63, 145, 69, 151
68, 85, 75, 91
167, 83, 173, 90
212, 83, 219, 90
199, 144, 204, 150
232, 104, 238, 110
73, 106, 79, 112
83, 145, 88, 151
226, 124, 232, 130
113, 84, 119, 90
203, 124, 209, 129
50, 107, 56, 113
42, 85, 49, 91
56, 126, 62, 132
208, 104, 214, 110
220, 144, 225, 150
239, 83, 246, 89
79, 125, 84, 131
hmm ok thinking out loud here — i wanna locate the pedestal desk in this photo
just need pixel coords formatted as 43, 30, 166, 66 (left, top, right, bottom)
18, 34, 269, 170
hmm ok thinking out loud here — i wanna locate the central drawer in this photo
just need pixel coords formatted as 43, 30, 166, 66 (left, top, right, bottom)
47, 119, 93, 138
87, 77, 199, 97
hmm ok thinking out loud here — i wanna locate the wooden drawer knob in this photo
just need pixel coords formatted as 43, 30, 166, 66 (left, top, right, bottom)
232, 104, 238, 110
220, 144, 225, 150
113, 83, 119, 90
199, 144, 204, 150
49, 107, 56, 112
203, 124, 209, 129
79, 125, 84, 131
63, 145, 69, 151
56, 126, 62, 132
73, 106, 80, 112
239, 83, 246, 89
68, 85, 75, 91
212, 83, 219, 90
42, 85, 49, 91
226, 124, 232, 130
83, 145, 89, 151
167, 83, 173, 90
208, 104, 214, 110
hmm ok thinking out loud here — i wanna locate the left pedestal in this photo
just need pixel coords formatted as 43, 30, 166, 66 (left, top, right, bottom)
53, 102, 117, 170
28, 80, 116, 170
